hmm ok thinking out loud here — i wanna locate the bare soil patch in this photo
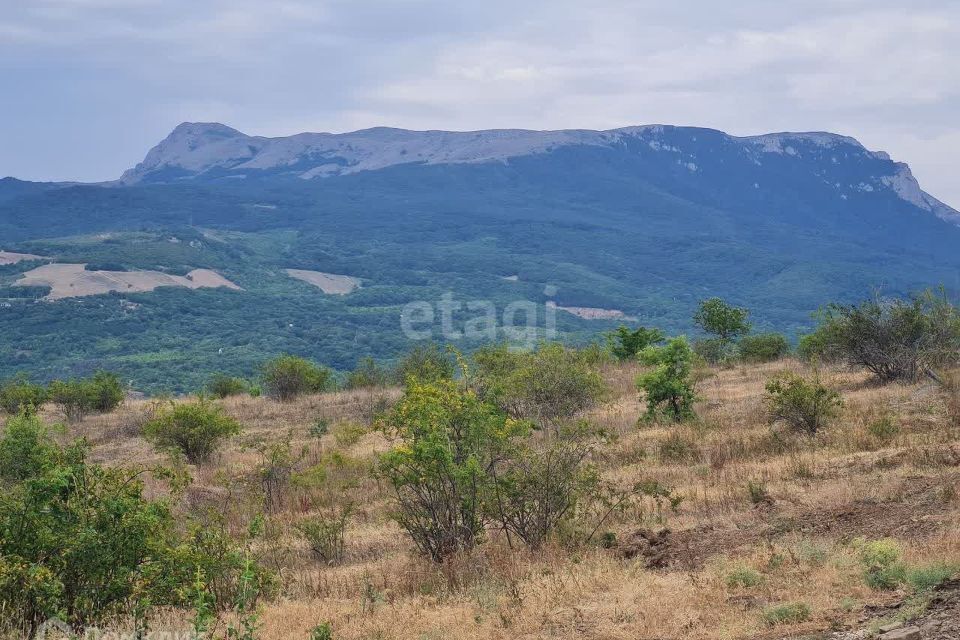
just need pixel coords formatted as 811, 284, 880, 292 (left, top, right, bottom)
286, 268, 361, 294
0, 250, 46, 265
15, 263, 241, 299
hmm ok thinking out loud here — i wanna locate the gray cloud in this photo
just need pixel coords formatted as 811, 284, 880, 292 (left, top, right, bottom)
1, 0, 958, 206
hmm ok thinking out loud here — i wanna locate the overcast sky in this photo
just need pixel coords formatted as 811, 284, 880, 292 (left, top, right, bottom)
1, 0, 958, 206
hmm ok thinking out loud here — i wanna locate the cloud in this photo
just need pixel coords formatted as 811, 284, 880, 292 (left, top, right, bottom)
0, 0, 958, 206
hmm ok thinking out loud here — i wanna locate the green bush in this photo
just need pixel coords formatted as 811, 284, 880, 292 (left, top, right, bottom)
637, 337, 698, 422
606, 325, 665, 362
693, 337, 738, 366
761, 602, 811, 626
857, 538, 907, 590
345, 357, 392, 389
726, 566, 763, 588
206, 374, 250, 399
0, 414, 182, 635
0, 374, 47, 415
262, 355, 333, 401
392, 343, 456, 385
375, 378, 529, 561
906, 562, 957, 592
142, 399, 242, 463
867, 414, 900, 443
295, 505, 353, 565
811, 290, 960, 382
472, 342, 606, 427
739, 333, 790, 363
764, 372, 842, 435
47, 371, 124, 422
494, 423, 600, 549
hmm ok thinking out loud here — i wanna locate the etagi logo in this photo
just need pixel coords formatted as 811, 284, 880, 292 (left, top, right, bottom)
400, 286, 559, 347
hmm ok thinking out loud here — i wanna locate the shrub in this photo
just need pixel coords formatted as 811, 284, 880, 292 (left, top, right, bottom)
473, 342, 606, 427
295, 505, 353, 565
739, 333, 790, 363
0, 414, 182, 635
493, 423, 600, 549
764, 372, 842, 435
47, 371, 124, 422
310, 623, 334, 640
694, 298, 751, 344
812, 290, 960, 382
333, 421, 367, 448
761, 602, 811, 626
142, 399, 242, 463
906, 562, 957, 592
658, 431, 701, 462
0, 374, 47, 415
206, 374, 249, 398
262, 355, 333, 401
375, 378, 529, 561
345, 357, 392, 389
637, 337, 698, 422
867, 414, 900, 443
392, 343, 456, 385
693, 337, 738, 366
606, 325, 665, 362
726, 566, 763, 588
857, 538, 907, 590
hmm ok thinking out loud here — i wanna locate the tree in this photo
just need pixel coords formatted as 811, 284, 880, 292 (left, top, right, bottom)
261, 355, 333, 401
606, 326, 665, 362
375, 378, 528, 561
142, 399, 242, 464
693, 298, 751, 344
637, 337, 698, 422
812, 290, 960, 382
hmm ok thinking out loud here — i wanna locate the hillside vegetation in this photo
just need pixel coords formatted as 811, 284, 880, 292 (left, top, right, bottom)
2, 294, 959, 639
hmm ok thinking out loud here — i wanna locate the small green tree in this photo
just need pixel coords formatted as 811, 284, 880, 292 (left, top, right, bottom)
375, 378, 528, 561
606, 326, 665, 362
637, 337, 698, 422
262, 355, 333, 401
764, 372, 842, 435
694, 298, 751, 344
142, 399, 243, 463
0, 374, 47, 415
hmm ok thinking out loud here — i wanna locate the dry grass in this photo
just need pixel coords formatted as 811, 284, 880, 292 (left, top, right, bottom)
28, 360, 960, 639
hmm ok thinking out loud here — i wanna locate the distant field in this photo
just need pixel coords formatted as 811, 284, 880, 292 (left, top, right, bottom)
0, 249, 46, 265
286, 268, 362, 294
15, 263, 241, 299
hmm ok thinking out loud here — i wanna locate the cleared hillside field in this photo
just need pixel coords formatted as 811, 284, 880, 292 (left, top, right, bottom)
15, 263, 241, 299
42, 359, 960, 640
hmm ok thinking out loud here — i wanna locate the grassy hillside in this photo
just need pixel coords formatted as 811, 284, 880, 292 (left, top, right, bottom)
17, 357, 960, 639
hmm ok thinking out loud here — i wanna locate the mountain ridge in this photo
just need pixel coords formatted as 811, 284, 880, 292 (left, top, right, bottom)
117, 122, 959, 225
